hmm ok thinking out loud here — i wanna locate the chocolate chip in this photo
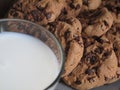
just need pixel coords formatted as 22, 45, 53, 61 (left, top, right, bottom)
88, 77, 95, 83
13, 12, 18, 17
66, 19, 73, 25
85, 69, 94, 75
45, 12, 52, 19
103, 50, 112, 58
112, 31, 117, 35
85, 53, 97, 65
103, 52, 109, 57
68, 72, 72, 76
64, 30, 71, 39
116, 26, 120, 31
69, 3, 75, 8
75, 4, 80, 10
75, 80, 81, 85
83, 37, 94, 47
24, 14, 29, 20
117, 74, 120, 78
105, 77, 109, 81
74, 36, 80, 42
94, 46, 103, 54
115, 0, 118, 4
90, 56, 97, 65
103, 20, 109, 26
61, 8, 67, 15
16, 3, 22, 8
49, 22, 57, 27
118, 62, 120, 67
114, 47, 118, 52
92, 36, 104, 44
65, 41, 71, 55
9, 9, 15, 15
83, 0, 88, 6
36, 6, 44, 11
92, 67, 99, 75
116, 6, 120, 14
105, 5, 114, 12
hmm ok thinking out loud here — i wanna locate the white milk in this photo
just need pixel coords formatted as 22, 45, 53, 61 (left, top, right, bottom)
0, 32, 59, 90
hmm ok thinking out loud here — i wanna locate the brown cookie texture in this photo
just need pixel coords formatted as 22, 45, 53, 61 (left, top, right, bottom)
58, 0, 83, 21
8, 0, 66, 25
46, 17, 84, 77
82, 0, 101, 10
106, 23, 120, 70
24, 5, 48, 25
65, 0, 83, 17
8, 1, 48, 25
105, 24, 120, 84
102, 0, 120, 24
63, 36, 118, 90
83, 7, 113, 37
78, 0, 102, 25
36, 0, 65, 22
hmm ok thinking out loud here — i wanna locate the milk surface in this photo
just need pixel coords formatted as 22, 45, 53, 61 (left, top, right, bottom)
0, 32, 59, 90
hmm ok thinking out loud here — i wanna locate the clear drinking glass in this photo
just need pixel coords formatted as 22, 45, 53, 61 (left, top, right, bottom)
0, 19, 64, 90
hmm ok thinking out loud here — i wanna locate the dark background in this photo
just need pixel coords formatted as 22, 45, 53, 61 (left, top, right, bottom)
0, 0, 16, 18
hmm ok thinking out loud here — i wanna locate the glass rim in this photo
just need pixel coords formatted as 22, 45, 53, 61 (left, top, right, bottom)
0, 18, 65, 89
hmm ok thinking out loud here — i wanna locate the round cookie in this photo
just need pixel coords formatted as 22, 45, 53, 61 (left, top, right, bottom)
63, 36, 118, 90
47, 17, 84, 77
83, 7, 113, 37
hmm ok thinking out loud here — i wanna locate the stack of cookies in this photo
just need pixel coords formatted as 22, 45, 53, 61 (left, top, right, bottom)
7, 0, 120, 89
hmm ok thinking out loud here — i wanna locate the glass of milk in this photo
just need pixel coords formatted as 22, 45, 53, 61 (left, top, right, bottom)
0, 19, 64, 90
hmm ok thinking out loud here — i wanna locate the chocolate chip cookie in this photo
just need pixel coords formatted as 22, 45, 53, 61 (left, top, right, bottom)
83, 7, 113, 37
63, 36, 118, 90
82, 0, 102, 10
46, 17, 84, 76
